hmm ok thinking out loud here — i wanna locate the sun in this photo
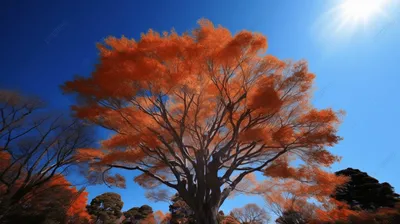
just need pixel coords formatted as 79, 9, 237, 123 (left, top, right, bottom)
339, 0, 388, 25
313, 0, 393, 48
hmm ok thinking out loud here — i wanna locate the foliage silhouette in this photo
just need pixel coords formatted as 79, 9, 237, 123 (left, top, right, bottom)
333, 168, 400, 211
87, 192, 123, 224
123, 204, 154, 223
0, 90, 92, 223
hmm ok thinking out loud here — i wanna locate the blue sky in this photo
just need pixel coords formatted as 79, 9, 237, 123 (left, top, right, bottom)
1, 0, 400, 216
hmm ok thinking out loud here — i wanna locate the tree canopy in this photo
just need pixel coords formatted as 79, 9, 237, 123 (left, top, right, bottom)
63, 19, 346, 223
87, 192, 124, 224
0, 90, 92, 223
230, 203, 270, 224
169, 193, 196, 224
123, 204, 154, 223
334, 168, 400, 211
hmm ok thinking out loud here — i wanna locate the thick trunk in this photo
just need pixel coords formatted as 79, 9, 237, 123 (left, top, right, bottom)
194, 205, 219, 224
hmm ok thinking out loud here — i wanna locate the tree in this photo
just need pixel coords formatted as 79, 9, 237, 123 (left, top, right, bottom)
276, 210, 307, 224
169, 194, 196, 224
155, 211, 172, 224
230, 203, 270, 224
123, 205, 154, 224
220, 214, 240, 224
153, 210, 171, 224
63, 19, 344, 224
87, 192, 123, 224
217, 211, 227, 224
319, 168, 400, 223
0, 89, 93, 222
0, 174, 90, 224
333, 168, 400, 211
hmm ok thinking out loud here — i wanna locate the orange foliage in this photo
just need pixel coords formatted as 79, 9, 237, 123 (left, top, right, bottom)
0, 174, 90, 223
153, 210, 170, 224
315, 198, 358, 222
67, 190, 91, 222
34, 175, 91, 223
263, 158, 296, 178
256, 165, 352, 222
0, 149, 11, 169
221, 215, 240, 224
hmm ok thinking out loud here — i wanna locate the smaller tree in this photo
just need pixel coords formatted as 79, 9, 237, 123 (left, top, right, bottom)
221, 215, 240, 224
87, 192, 123, 224
275, 210, 308, 224
230, 203, 270, 224
0, 174, 90, 224
334, 168, 400, 211
123, 205, 154, 224
218, 211, 240, 224
0, 90, 93, 221
169, 194, 196, 224
153, 210, 170, 224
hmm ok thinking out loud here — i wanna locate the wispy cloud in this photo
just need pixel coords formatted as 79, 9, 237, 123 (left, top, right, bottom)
44, 20, 68, 44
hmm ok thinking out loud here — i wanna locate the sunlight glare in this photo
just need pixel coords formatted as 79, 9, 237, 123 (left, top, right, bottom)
339, 0, 388, 25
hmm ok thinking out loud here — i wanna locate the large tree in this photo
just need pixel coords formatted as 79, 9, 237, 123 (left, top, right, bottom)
63, 19, 344, 224
333, 168, 400, 211
0, 90, 92, 222
87, 192, 124, 224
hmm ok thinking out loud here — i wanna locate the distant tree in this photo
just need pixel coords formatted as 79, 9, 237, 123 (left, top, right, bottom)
230, 203, 270, 224
169, 194, 196, 224
87, 192, 123, 224
123, 207, 138, 223
123, 205, 154, 224
333, 168, 400, 211
220, 215, 240, 224
137, 205, 154, 220
0, 89, 92, 222
254, 168, 354, 223
153, 210, 170, 224
64, 19, 344, 224
352, 203, 400, 224
157, 211, 172, 224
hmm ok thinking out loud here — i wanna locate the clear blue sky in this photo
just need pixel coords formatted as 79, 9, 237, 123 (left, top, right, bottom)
1, 0, 400, 216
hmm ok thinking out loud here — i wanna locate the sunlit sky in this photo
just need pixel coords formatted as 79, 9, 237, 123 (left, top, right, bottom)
1, 0, 400, 217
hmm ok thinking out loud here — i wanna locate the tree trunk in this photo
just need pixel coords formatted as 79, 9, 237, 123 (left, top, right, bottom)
194, 205, 219, 224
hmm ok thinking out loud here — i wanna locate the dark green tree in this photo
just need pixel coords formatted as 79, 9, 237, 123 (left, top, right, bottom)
87, 192, 123, 224
123, 205, 154, 223
333, 168, 400, 211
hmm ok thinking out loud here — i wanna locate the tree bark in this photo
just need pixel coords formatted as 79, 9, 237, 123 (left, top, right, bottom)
194, 204, 219, 224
